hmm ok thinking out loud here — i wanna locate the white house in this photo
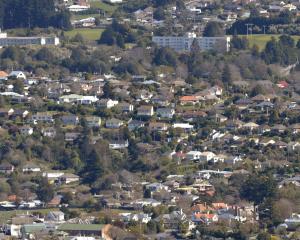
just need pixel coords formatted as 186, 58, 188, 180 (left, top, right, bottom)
98, 99, 119, 109
42, 127, 56, 138
109, 140, 129, 149
186, 151, 202, 161
42, 171, 65, 183
104, 0, 123, 3
173, 123, 193, 130
22, 164, 41, 173
19, 126, 33, 136
59, 173, 80, 184
46, 211, 65, 222
9, 71, 26, 79
119, 213, 151, 223
59, 94, 98, 104
67, 5, 90, 12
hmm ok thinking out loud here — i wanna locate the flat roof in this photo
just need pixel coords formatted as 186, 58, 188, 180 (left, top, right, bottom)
58, 224, 104, 231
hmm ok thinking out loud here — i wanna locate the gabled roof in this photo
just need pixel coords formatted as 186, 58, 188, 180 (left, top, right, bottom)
180, 96, 198, 101
0, 71, 8, 77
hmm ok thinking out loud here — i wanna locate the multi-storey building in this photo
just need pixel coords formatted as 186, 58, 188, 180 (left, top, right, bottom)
0, 31, 59, 47
152, 32, 230, 52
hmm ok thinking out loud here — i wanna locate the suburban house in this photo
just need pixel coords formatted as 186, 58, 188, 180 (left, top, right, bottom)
0, 71, 8, 81
43, 171, 65, 182
192, 212, 219, 225
186, 151, 202, 161
179, 96, 200, 105
9, 71, 26, 79
32, 112, 54, 123
156, 210, 189, 231
157, 108, 175, 118
22, 164, 41, 173
46, 211, 65, 223
117, 102, 134, 112
149, 122, 168, 131
42, 127, 56, 138
0, 163, 15, 174
19, 125, 33, 136
60, 115, 79, 125
65, 132, 81, 142
59, 94, 98, 104
106, 118, 124, 129
128, 119, 145, 131
98, 98, 119, 109
0, 108, 14, 117
145, 183, 169, 192
119, 213, 152, 224
137, 105, 154, 117
109, 140, 129, 149
85, 116, 102, 128
151, 95, 171, 106
59, 173, 80, 184
200, 152, 216, 162
11, 109, 29, 119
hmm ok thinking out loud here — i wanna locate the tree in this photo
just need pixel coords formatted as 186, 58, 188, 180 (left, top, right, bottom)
203, 22, 224, 37
250, 84, 266, 97
1, 0, 71, 29
36, 177, 54, 204
13, 79, 24, 94
296, 39, 300, 49
222, 64, 232, 85
36, 48, 55, 62
240, 174, 277, 205
231, 35, 249, 50
153, 47, 177, 67
153, 7, 166, 21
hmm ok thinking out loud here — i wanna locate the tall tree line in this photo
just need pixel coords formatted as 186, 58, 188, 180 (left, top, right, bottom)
0, 0, 71, 30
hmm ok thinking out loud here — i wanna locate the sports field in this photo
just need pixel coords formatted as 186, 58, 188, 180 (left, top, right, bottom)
65, 28, 104, 41
238, 34, 300, 50
89, 0, 118, 14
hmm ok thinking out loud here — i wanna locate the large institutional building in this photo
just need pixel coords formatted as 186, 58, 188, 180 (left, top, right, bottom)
0, 31, 60, 47
152, 32, 231, 52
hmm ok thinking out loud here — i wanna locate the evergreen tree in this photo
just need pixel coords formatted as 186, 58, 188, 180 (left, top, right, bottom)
222, 64, 232, 85
36, 177, 54, 203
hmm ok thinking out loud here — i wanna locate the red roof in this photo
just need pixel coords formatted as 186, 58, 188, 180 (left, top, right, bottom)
277, 81, 289, 88
180, 96, 198, 101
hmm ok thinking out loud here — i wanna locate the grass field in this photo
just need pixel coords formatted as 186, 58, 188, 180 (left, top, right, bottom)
238, 34, 300, 50
90, 0, 118, 14
65, 28, 104, 41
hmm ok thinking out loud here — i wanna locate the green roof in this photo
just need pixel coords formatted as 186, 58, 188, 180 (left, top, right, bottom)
58, 224, 104, 232
23, 224, 46, 233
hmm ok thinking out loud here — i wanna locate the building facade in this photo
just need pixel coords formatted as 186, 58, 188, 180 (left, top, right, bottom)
152, 33, 230, 52
0, 31, 59, 47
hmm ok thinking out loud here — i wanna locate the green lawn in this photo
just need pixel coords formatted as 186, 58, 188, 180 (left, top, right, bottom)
65, 28, 104, 41
238, 34, 300, 50
90, 0, 118, 14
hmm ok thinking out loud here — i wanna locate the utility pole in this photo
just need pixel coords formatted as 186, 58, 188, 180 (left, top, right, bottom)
263, 25, 266, 35
245, 23, 253, 36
